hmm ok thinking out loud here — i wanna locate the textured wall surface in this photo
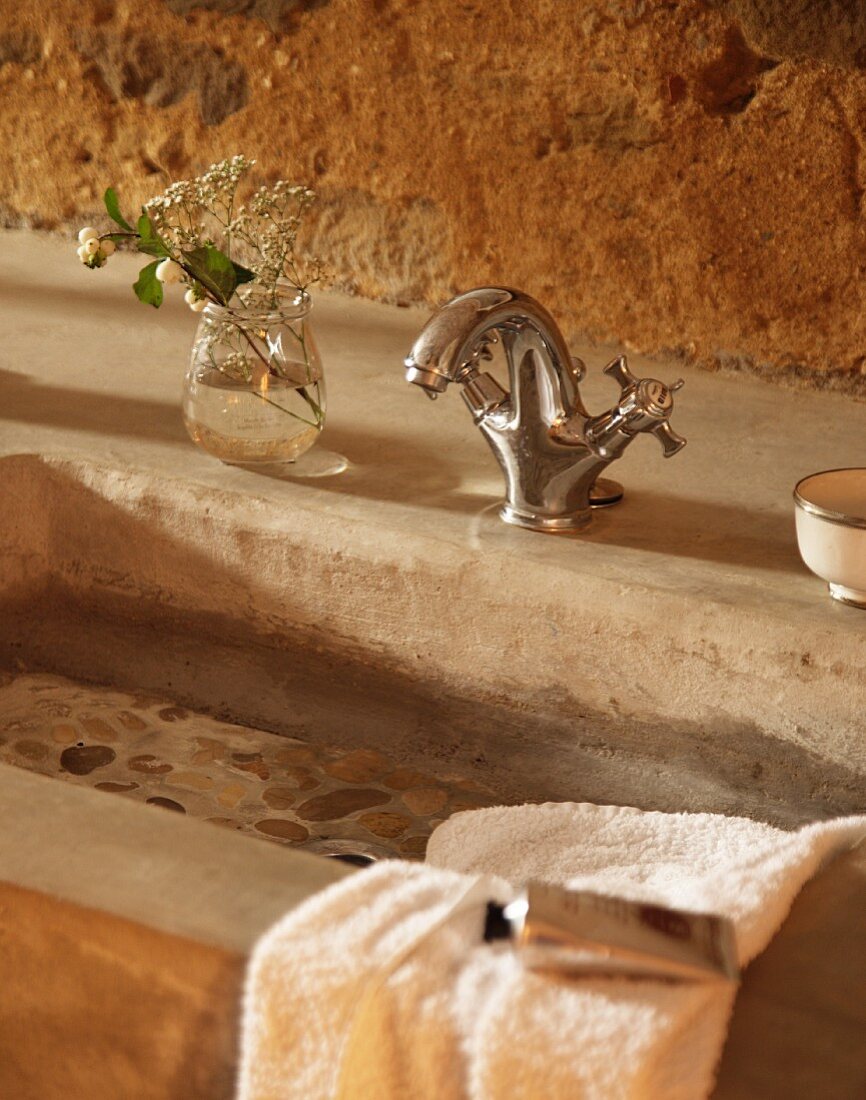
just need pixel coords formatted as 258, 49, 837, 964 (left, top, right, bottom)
4, 0, 866, 389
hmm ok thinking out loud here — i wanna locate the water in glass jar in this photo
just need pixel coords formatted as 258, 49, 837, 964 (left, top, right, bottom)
182, 369, 323, 465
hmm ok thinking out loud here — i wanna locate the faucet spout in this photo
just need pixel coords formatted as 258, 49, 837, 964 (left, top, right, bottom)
404, 287, 586, 414
404, 287, 686, 533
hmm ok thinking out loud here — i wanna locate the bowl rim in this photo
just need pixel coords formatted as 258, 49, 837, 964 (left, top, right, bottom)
793, 467, 866, 530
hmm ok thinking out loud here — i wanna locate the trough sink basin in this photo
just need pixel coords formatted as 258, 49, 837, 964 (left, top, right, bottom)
1, 231, 864, 1098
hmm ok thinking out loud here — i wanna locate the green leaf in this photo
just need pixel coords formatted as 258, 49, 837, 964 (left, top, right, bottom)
103, 187, 134, 232
181, 245, 241, 306
133, 261, 164, 308
136, 213, 170, 258
104, 187, 134, 232
232, 261, 256, 287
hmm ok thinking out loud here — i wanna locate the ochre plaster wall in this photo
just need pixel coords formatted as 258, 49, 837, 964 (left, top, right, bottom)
3, 0, 866, 389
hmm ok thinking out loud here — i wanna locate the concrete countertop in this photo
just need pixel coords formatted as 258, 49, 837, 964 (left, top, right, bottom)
0, 764, 349, 953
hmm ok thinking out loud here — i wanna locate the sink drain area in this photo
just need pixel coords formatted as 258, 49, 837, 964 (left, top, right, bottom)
0, 672, 496, 860
304, 839, 390, 866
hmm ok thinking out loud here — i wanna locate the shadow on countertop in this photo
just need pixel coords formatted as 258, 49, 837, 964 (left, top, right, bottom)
0, 366, 803, 573
0, 369, 188, 445
586, 487, 804, 575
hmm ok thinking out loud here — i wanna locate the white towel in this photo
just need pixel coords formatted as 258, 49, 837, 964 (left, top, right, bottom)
239, 803, 866, 1100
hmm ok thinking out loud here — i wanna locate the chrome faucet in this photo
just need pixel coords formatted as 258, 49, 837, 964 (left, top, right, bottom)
404, 287, 686, 533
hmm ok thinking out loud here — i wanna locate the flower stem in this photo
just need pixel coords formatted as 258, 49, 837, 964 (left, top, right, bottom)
234, 323, 321, 429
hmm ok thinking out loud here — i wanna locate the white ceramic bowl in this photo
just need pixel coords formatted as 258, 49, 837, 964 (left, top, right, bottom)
794, 468, 866, 608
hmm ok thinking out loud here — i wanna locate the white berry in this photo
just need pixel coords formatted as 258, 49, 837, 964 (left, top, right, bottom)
156, 258, 182, 284
100, 239, 116, 257
184, 288, 197, 305
189, 298, 207, 312
76, 244, 90, 262
78, 226, 99, 244
83, 237, 100, 256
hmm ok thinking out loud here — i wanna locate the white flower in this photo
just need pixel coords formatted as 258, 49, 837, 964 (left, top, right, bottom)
100, 239, 116, 257
156, 258, 183, 284
83, 237, 100, 256
78, 226, 98, 244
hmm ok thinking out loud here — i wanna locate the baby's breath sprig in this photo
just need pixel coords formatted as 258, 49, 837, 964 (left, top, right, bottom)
75, 156, 322, 314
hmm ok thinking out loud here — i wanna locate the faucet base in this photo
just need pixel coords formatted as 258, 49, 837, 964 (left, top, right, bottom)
499, 478, 624, 534
500, 504, 593, 534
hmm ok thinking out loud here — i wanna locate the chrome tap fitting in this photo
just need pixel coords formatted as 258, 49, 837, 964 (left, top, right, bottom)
404, 287, 686, 533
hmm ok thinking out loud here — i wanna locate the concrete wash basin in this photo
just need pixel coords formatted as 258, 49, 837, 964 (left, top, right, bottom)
2, 458, 865, 1100
2, 450, 863, 827
1, 231, 865, 1097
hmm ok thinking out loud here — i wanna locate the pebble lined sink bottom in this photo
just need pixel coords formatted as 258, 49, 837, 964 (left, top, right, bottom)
0, 673, 497, 859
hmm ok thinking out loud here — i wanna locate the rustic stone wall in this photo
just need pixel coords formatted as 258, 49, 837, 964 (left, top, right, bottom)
4, 0, 866, 389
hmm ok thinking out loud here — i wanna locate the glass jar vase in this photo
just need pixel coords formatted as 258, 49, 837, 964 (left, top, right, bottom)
182, 287, 325, 465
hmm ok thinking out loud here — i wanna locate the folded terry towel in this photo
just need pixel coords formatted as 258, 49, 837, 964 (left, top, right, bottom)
239, 804, 865, 1100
